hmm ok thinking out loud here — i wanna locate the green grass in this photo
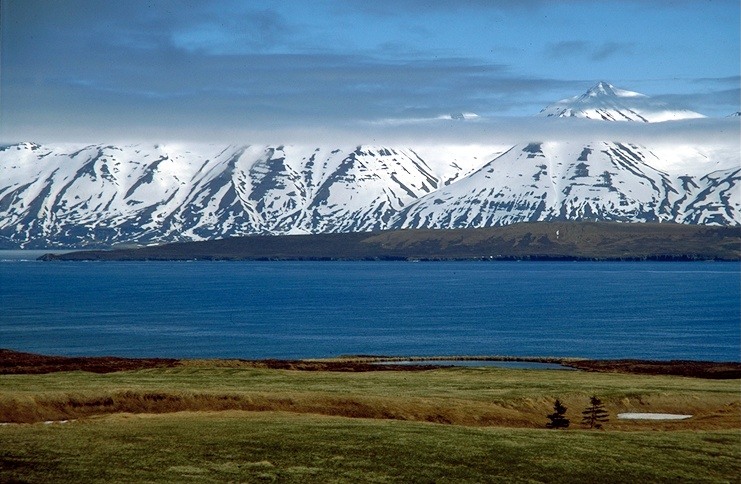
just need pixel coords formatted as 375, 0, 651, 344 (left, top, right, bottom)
1, 365, 739, 482
1, 412, 739, 483
3, 363, 738, 399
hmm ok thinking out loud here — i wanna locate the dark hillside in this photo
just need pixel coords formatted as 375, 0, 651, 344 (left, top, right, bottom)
41, 222, 741, 261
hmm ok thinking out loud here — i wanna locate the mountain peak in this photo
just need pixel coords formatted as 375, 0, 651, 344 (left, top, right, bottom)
583, 81, 643, 99
442, 112, 480, 121
587, 81, 616, 96
5, 141, 43, 151
538, 82, 705, 122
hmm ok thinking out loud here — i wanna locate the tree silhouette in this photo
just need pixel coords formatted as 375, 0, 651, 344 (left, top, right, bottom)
546, 399, 570, 429
581, 396, 609, 429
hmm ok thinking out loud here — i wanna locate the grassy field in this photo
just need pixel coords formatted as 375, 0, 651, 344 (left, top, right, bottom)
1, 363, 739, 482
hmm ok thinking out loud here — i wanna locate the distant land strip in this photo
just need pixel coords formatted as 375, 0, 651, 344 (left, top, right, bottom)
1, 350, 739, 379
39, 222, 741, 261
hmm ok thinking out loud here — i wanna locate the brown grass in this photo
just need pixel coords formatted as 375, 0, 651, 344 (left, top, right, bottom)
565, 359, 741, 379
2, 385, 738, 430
0, 349, 178, 374
0, 391, 540, 426
1, 350, 739, 430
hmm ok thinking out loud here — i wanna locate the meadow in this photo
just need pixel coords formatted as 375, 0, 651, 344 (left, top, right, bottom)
1, 360, 739, 482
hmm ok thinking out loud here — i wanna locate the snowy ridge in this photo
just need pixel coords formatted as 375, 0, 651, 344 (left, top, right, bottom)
0, 83, 738, 248
0, 142, 494, 247
395, 141, 739, 229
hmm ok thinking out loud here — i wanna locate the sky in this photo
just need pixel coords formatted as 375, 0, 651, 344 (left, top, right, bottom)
0, 0, 739, 144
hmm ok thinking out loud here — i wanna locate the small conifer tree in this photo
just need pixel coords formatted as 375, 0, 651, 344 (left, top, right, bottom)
546, 399, 570, 429
581, 396, 609, 429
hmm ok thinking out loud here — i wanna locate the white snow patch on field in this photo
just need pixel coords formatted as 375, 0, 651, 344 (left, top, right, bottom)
617, 413, 692, 420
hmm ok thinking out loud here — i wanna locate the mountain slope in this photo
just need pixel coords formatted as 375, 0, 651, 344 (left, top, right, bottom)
395, 141, 740, 229
0, 142, 489, 248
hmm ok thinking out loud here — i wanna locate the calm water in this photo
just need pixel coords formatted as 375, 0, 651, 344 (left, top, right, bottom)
1, 257, 739, 361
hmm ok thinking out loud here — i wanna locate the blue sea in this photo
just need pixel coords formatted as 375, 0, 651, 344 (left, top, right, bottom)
1, 254, 739, 361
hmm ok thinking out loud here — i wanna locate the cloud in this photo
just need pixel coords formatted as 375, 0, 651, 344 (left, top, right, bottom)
543, 41, 590, 59
655, 88, 741, 115
545, 41, 634, 62
170, 9, 290, 54
590, 42, 634, 61
690, 76, 741, 87
337, 0, 542, 14
4, 36, 738, 144
352, 115, 741, 148
1, 0, 737, 144
336, 0, 737, 15
5, 33, 560, 132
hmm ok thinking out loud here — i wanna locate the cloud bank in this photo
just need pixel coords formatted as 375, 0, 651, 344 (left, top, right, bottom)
0, 0, 738, 144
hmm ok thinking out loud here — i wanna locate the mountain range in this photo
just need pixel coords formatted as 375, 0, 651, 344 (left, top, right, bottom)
1, 82, 738, 249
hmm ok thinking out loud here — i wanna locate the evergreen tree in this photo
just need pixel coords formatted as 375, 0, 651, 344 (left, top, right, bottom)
581, 396, 609, 429
546, 399, 570, 429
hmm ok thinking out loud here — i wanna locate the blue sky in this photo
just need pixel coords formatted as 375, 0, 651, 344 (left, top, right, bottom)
0, 0, 739, 143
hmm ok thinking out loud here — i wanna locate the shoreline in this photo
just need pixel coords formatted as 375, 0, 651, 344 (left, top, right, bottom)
2, 349, 739, 379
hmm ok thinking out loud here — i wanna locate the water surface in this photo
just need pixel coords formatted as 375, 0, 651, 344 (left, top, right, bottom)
1, 259, 738, 361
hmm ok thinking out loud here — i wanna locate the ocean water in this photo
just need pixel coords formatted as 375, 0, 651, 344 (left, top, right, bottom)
1, 257, 739, 361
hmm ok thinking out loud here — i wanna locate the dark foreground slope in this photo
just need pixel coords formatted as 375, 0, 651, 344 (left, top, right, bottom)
41, 222, 741, 261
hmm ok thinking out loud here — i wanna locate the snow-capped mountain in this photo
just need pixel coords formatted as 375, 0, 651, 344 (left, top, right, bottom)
0, 142, 495, 248
395, 141, 739, 229
538, 81, 705, 122
396, 82, 737, 229
0, 82, 738, 248
442, 112, 480, 120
